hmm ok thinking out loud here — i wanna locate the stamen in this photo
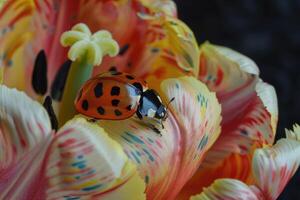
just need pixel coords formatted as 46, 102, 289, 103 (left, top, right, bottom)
43, 96, 58, 131
50, 60, 72, 101
58, 23, 119, 126
32, 50, 48, 95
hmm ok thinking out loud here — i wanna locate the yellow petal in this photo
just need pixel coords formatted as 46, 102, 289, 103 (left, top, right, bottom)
180, 43, 278, 198
256, 80, 278, 134
45, 117, 146, 199
144, 17, 200, 91
96, 76, 221, 199
190, 179, 260, 200
139, 0, 177, 17
0, 0, 34, 91
199, 42, 259, 92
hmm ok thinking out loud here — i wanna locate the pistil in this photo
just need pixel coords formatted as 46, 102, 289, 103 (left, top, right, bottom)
58, 23, 119, 126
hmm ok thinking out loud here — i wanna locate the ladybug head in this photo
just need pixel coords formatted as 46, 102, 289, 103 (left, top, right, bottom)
155, 103, 167, 120
138, 89, 174, 121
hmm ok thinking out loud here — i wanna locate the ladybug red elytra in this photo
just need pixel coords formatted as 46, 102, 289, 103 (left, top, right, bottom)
74, 70, 173, 134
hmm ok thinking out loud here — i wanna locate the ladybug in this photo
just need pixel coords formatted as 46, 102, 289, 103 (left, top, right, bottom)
74, 70, 173, 134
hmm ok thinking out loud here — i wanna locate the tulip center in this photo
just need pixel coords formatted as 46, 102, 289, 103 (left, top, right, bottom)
58, 23, 119, 126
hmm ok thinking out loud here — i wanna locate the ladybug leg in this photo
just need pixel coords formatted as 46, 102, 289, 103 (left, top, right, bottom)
147, 123, 162, 136
160, 120, 164, 129
88, 118, 98, 123
136, 111, 143, 120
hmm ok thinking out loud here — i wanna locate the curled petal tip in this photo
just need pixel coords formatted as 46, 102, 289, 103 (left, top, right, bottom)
60, 23, 119, 65
286, 124, 300, 141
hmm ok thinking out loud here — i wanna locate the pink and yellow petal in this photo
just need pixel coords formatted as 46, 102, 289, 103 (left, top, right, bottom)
160, 76, 221, 198
198, 42, 259, 92
0, 85, 53, 199
94, 12, 199, 91
139, 0, 177, 17
97, 76, 221, 199
255, 80, 278, 134
44, 117, 146, 199
191, 125, 300, 200
179, 43, 278, 198
98, 113, 180, 199
190, 179, 262, 200
252, 124, 300, 200
141, 16, 200, 86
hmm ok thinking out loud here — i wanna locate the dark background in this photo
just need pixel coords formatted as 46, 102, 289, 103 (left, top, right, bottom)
174, 0, 300, 199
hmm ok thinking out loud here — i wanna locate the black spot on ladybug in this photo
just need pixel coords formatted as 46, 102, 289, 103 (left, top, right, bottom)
114, 109, 122, 116
97, 106, 105, 115
118, 44, 130, 56
82, 100, 89, 111
111, 71, 122, 75
112, 99, 120, 107
126, 105, 132, 111
109, 66, 117, 72
132, 82, 143, 92
94, 82, 103, 98
126, 75, 135, 80
111, 86, 120, 96
127, 62, 132, 67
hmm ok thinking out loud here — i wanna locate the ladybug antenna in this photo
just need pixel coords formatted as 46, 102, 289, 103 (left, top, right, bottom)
163, 97, 175, 121
166, 97, 175, 110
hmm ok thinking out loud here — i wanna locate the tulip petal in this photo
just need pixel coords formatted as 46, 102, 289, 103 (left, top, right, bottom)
255, 80, 278, 134
139, 0, 177, 17
190, 179, 261, 200
1, 0, 81, 95
0, 85, 53, 199
44, 118, 146, 199
134, 16, 200, 90
161, 76, 221, 195
0, 0, 35, 90
252, 125, 300, 200
179, 43, 278, 198
192, 125, 300, 200
98, 115, 179, 199
97, 76, 221, 199
87, 3, 199, 88
1, 0, 198, 100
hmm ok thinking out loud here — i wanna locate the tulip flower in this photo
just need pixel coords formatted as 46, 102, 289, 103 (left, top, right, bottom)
0, 1, 299, 200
